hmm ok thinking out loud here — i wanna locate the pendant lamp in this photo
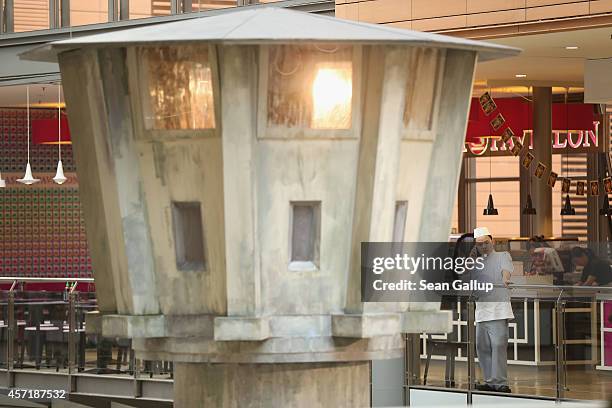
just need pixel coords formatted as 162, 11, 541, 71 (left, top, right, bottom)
483, 92, 498, 216
523, 193, 536, 215
53, 84, 67, 185
17, 85, 40, 185
599, 195, 612, 216
560, 89, 573, 216
561, 194, 576, 216
483, 193, 498, 215
523, 88, 536, 216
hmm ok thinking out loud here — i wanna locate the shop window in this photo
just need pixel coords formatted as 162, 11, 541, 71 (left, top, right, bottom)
393, 201, 408, 242
267, 44, 353, 130
142, 45, 216, 130
172, 201, 206, 271
290, 202, 321, 268
471, 156, 520, 237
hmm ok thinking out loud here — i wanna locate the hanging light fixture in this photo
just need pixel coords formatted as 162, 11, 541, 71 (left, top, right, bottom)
560, 88, 575, 216
599, 195, 612, 216
483, 89, 498, 216
17, 85, 40, 185
483, 193, 498, 215
53, 84, 67, 185
523, 87, 536, 216
561, 194, 576, 215
523, 193, 536, 215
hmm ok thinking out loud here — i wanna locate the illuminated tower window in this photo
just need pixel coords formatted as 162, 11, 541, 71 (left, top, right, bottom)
267, 44, 353, 130
141, 45, 216, 130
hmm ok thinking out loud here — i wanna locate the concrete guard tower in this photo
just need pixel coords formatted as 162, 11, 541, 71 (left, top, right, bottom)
24, 8, 518, 407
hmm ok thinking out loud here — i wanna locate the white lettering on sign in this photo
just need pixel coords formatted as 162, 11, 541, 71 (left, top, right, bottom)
464, 121, 600, 156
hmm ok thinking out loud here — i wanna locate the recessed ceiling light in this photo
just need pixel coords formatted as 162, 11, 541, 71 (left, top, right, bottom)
515, 74, 527, 78
565, 46, 579, 50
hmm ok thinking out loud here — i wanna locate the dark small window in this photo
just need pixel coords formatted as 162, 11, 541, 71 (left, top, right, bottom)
393, 201, 408, 242
290, 202, 321, 264
172, 201, 206, 271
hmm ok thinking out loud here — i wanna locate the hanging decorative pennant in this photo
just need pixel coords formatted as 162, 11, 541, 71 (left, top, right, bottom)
548, 172, 558, 188
482, 100, 497, 115
479, 92, 497, 116
490, 113, 505, 131
577, 181, 585, 196
590, 180, 600, 196
521, 152, 534, 169
534, 162, 546, 179
501, 127, 514, 144
604, 177, 612, 194
562, 178, 571, 193
511, 141, 523, 156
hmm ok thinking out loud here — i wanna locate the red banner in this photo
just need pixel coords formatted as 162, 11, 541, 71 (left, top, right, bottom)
32, 115, 71, 144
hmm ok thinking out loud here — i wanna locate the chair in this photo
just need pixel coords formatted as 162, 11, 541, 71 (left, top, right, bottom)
423, 333, 466, 388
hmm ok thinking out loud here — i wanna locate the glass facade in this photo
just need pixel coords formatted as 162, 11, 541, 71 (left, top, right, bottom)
13, 0, 51, 32
3, 0, 285, 33
70, 0, 109, 27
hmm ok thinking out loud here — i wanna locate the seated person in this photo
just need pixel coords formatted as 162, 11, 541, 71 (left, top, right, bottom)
527, 238, 564, 276
571, 247, 612, 286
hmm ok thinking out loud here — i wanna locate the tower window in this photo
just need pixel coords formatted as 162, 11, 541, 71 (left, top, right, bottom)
290, 201, 321, 267
172, 201, 206, 271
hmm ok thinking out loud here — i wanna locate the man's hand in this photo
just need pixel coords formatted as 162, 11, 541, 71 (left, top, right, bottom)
502, 270, 512, 287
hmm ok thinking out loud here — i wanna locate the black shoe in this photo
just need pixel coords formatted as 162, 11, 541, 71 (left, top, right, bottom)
474, 383, 493, 391
496, 385, 512, 393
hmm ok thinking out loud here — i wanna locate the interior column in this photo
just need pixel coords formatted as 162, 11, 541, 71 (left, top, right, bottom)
532, 86, 553, 236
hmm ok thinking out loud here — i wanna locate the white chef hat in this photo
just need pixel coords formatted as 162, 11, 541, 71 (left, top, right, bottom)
473, 226, 492, 239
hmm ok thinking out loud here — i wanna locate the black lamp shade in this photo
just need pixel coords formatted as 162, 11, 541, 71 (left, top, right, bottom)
522, 193, 536, 215
561, 194, 576, 216
483, 193, 498, 215
599, 196, 612, 216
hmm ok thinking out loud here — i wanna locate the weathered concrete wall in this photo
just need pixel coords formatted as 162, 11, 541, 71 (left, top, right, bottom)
173, 361, 370, 408
257, 139, 359, 315
137, 137, 227, 315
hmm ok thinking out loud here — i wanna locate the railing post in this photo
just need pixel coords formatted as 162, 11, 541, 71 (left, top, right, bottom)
467, 297, 476, 405
6, 281, 16, 388
404, 333, 421, 406
554, 291, 566, 401
67, 284, 78, 392
133, 358, 142, 398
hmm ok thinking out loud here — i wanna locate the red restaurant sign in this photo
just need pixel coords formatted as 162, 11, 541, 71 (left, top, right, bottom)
464, 97, 601, 156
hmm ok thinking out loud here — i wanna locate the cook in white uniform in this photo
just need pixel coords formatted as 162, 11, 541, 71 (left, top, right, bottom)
473, 227, 513, 393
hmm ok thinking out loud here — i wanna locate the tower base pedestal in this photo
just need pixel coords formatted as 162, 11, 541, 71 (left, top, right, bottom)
174, 361, 370, 407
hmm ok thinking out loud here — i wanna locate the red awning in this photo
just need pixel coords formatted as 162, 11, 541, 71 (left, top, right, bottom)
466, 97, 598, 143
32, 115, 71, 144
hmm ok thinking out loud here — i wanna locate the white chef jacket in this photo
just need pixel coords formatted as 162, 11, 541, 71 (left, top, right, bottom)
475, 251, 514, 323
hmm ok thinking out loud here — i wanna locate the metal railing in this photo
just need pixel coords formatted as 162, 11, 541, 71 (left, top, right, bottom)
405, 283, 612, 405
0, 277, 173, 402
